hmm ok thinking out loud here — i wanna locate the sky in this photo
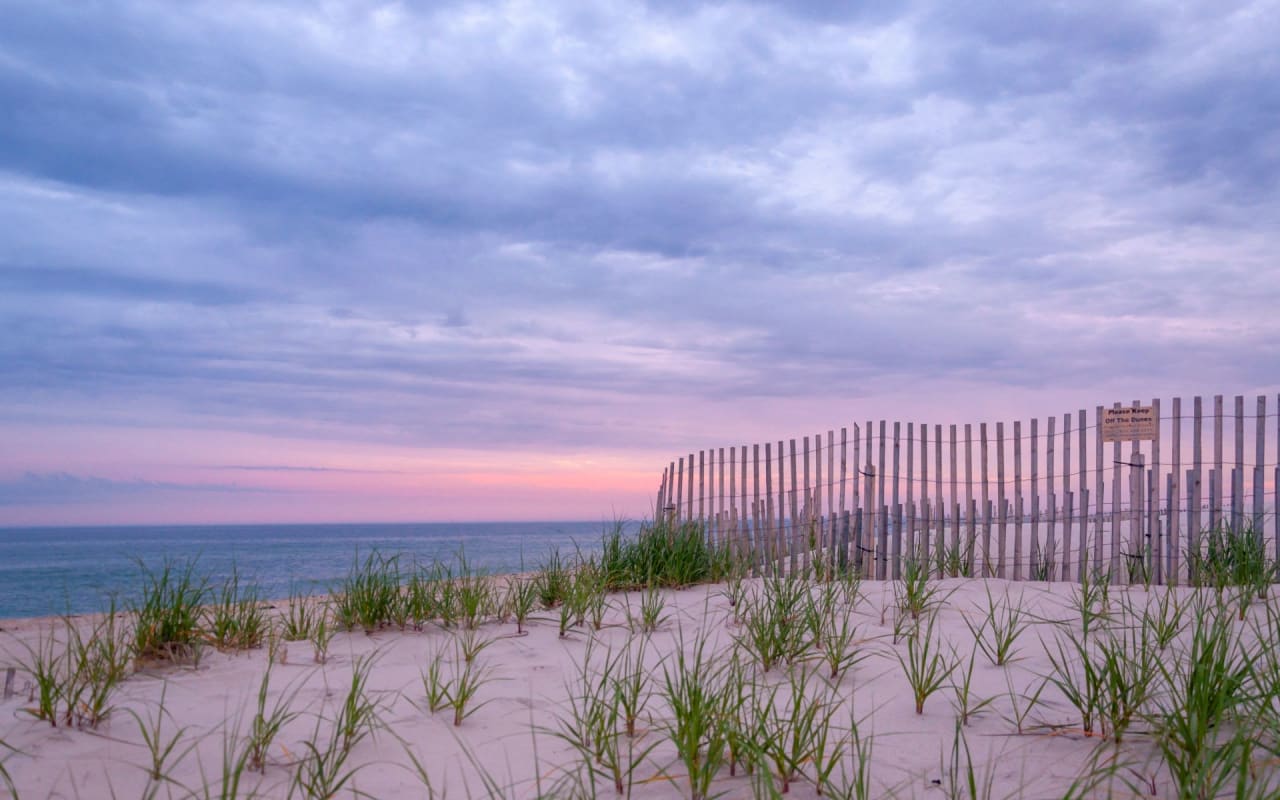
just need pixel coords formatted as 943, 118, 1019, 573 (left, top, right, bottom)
1, 1, 1278, 526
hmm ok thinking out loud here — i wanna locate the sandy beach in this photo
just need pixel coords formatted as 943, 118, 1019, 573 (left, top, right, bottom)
2, 571, 1278, 799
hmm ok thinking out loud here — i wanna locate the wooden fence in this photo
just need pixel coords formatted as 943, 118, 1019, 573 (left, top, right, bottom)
654, 394, 1279, 584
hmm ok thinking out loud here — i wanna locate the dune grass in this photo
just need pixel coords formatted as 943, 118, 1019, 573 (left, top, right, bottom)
6, 516, 1280, 799
15, 597, 131, 729
132, 557, 209, 666
599, 518, 738, 590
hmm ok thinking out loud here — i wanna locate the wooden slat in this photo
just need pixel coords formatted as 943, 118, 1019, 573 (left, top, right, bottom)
878, 421, 888, 520
1062, 413, 1072, 581
1157, 460, 1167, 581
687, 452, 695, 520
728, 448, 734, 552
768, 442, 778, 568
1187, 468, 1198, 584
892, 422, 901, 575
1150, 398, 1161, 583
906, 500, 916, 572
1192, 397, 1204, 578
814, 432, 823, 567
722, 448, 730, 557
949, 424, 959, 561
740, 445, 749, 564
1080, 488, 1090, 584
1255, 396, 1266, 531
1064, 490, 1074, 584
815, 432, 824, 565
879, 499, 890, 580
853, 423, 862, 526
1130, 453, 1143, 584
1111, 402, 1121, 583
728, 446, 736, 527
982, 499, 992, 578
662, 467, 670, 520
1031, 417, 1040, 578
802, 435, 811, 573
751, 444, 760, 573
877, 421, 887, 575
827, 430, 836, 571
997, 421, 1007, 578
778, 440, 788, 570
676, 457, 685, 523
818, 431, 826, 560
892, 422, 902, 522
839, 427, 848, 519
828, 430, 835, 519
980, 423, 990, 575
921, 422, 930, 566
1209, 467, 1218, 551
862, 430, 874, 578
1077, 410, 1087, 581
1136, 396, 1146, 565
1212, 395, 1223, 531
964, 423, 974, 571
708, 449, 717, 543
668, 461, 676, 521
906, 422, 916, 563
1014, 420, 1023, 581
1094, 406, 1104, 576
892, 499, 903, 579
839, 510, 850, 573
719, 447, 726, 536
1170, 398, 1181, 585
763, 442, 774, 574
1047, 415, 1056, 581
1166, 474, 1174, 580
934, 424, 943, 572
698, 450, 705, 523
717, 447, 724, 543
1234, 395, 1244, 532
773, 440, 783, 570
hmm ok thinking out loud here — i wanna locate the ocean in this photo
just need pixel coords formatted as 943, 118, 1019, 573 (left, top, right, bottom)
0, 521, 622, 620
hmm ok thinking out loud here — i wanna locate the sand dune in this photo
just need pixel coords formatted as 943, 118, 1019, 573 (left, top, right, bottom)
2, 575, 1277, 799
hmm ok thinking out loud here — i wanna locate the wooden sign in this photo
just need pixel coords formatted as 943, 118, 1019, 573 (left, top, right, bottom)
1103, 405, 1157, 442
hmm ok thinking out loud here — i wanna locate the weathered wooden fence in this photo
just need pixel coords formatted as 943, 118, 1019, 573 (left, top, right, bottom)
654, 394, 1279, 584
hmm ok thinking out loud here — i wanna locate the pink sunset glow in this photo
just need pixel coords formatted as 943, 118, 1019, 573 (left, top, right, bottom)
2, 3, 1278, 527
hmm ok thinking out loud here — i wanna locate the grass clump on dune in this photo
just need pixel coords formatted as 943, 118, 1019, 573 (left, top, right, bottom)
1188, 523, 1276, 619
132, 558, 210, 666
599, 518, 734, 590
16, 597, 132, 729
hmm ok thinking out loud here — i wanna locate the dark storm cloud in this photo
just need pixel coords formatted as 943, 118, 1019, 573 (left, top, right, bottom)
0, 0, 1276, 455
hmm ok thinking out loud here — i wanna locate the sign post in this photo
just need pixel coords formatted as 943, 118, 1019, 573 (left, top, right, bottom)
1102, 405, 1157, 443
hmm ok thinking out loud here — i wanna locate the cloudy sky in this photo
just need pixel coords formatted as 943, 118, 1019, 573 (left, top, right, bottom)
1, 1, 1277, 525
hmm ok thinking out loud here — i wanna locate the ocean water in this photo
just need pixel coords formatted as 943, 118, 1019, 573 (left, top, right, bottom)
0, 521, 622, 620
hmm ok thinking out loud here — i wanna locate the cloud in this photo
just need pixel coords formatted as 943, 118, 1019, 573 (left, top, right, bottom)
0, 0, 1277, 519
0, 472, 279, 507
209, 464, 405, 474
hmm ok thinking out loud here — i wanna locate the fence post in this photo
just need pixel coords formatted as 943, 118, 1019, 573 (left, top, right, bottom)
1170, 397, 1181, 585
1211, 395, 1223, 531
1013, 420, 1023, 581
906, 422, 915, 562
1254, 396, 1266, 534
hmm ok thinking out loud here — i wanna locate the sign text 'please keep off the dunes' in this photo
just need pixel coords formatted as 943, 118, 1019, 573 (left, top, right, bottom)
1102, 405, 1157, 442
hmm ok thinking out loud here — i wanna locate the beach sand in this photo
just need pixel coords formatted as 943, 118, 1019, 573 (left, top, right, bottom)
1, 576, 1276, 798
